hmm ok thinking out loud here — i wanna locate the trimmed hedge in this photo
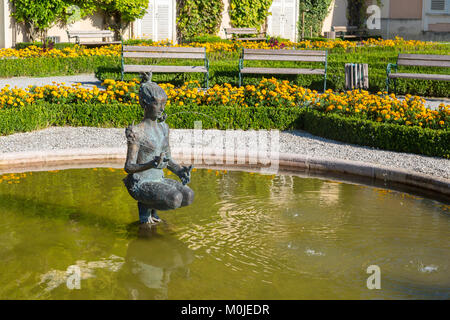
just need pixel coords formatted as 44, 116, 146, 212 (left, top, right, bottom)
301, 109, 450, 158
0, 56, 117, 78
1, 102, 448, 158
14, 42, 78, 50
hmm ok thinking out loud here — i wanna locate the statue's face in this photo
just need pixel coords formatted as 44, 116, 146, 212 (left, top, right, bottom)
144, 96, 167, 120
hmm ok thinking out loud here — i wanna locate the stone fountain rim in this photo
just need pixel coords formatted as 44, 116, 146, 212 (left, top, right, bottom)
0, 147, 449, 197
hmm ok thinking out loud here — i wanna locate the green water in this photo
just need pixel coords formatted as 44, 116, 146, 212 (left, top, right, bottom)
0, 168, 448, 300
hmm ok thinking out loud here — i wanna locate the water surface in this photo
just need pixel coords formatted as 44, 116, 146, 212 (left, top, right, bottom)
0, 168, 448, 299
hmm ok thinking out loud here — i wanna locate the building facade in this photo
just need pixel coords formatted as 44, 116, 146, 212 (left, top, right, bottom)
323, 0, 450, 41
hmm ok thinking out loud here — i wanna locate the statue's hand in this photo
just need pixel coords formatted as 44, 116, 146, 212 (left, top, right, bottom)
177, 165, 193, 185
148, 152, 169, 169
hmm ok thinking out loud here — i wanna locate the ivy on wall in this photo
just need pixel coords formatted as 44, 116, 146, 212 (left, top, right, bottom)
298, 0, 333, 39
176, 0, 224, 41
229, 0, 273, 30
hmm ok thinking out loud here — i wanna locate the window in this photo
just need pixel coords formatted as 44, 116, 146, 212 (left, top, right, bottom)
137, 0, 174, 41
431, 0, 445, 10
429, 0, 450, 13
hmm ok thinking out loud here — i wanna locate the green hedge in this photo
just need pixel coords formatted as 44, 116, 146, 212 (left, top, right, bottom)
301, 109, 450, 158
0, 56, 117, 78
1, 102, 448, 158
14, 42, 77, 50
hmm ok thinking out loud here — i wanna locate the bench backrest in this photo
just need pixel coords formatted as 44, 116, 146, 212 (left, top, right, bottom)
397, 54, 450, 68
242, 48, 327, 63
67, 30, 114, 38
332, 26, 358, 32
122, 46, 206, 60
225, 28, 259, 35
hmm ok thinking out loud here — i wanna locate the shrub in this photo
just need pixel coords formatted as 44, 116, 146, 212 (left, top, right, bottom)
15, 42, 77, 50
1, 101, 448, 158
1, 79, 448, 130
302, 110, 450, 158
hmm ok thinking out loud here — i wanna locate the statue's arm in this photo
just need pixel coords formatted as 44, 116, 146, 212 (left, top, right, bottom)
164, 125, 183, 175
124, 126, 161, 174
164, 124, 192, 185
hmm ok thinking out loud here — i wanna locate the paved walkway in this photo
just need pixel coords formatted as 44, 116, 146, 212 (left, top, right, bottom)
0, 74, 103, 89
0, 127, 448, 180
0, 74, 448, 109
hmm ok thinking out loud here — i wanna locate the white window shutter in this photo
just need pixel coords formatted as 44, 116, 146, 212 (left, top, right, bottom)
141, 0, 155, 39
156, 0, 171, 41
283, 0, 296, 41
269, 0, 283, 37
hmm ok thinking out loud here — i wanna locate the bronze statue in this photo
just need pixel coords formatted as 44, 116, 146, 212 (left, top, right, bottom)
123, 73, 194, 224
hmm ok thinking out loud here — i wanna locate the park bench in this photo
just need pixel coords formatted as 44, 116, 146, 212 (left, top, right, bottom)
331, 26, 363, 40
67, 30, 120, 46
386, 53, 450, 93
121, 45, 210, 88
224, 28, 266, 41
238, 48, 328, 91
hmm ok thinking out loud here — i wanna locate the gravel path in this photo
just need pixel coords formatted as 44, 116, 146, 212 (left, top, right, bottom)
0, 126, 448, 180
0, 74, 103, 89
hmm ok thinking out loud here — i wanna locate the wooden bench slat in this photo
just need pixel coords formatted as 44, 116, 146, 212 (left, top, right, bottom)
79, 41, 121, 45
232, 30, 260, 34
245, 54, 326, 62
123, 52, 206, 59
123, 65, 208, 73
224, 27, 266, 41
332, 26, 358, 32
237, 37, 266, 41
398, 54, 450, 61
397, 59, 450, 68
243, 48, 326, 56
240, 67, 325, 75
72, 35, 113, 38
68, 30, 113, 34
225, 28, 259, 33
389, 73, 450, 81
123, 46, 205, 53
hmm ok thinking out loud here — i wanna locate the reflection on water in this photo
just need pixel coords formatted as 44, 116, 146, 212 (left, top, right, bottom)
120, 223, 194, 300
0, 168, 449, 299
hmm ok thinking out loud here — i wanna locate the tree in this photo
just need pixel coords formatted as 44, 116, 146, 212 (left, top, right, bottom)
177, 0, 224, 41
229, 0, 273, 30
11, 0, 149, 42
98, 0, 148, 39
299, 0, 333, 39
11, 0, 68, 42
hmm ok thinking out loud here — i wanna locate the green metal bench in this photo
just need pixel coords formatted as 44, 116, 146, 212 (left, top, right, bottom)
386, 53, 450, 93
121, 44, 210, 88
239, 48, 328, 91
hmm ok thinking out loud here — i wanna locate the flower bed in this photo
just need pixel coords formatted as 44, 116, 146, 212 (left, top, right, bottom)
1, 38, 448, 97
0, 37, 445, 58
1, 78, 448, 131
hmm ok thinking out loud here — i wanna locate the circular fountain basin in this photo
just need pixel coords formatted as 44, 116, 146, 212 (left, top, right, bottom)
0, 168, 448, 299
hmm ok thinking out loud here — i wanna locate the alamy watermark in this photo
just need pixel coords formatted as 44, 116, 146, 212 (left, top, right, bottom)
66, 265, 81, 290
176, 121, 280, 175
366, 265, 381, 290
366, 5, 381, 30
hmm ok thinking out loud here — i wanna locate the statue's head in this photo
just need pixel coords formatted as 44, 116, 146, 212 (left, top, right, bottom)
139, 72, 168, 121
